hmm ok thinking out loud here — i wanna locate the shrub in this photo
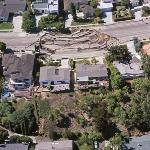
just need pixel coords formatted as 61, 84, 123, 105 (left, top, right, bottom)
0, 41, 6, 52
9, 135, 33, 143
22, 11, 36, 33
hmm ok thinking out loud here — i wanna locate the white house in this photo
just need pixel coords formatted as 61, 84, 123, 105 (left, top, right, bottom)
32, 0, 59, 14
97, 0, 113, 12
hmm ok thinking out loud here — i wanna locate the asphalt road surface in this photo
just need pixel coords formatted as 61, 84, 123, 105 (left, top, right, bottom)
1, 19, 150, 51
0, 32, 39, 50
98, 19, 150, 42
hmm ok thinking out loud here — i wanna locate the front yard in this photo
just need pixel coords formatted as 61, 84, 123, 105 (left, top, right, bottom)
0, 22, 13, 30
142, 6, 150, 17
113, 6, 134, 21
71, 17, 96, 26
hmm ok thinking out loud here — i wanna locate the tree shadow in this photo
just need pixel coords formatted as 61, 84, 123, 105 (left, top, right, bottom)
56, 115, 71, 128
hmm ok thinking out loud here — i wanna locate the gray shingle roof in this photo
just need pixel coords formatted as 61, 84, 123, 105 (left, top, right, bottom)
35, 140, 73, 150
113, 57, 144, 77
2, 54, 35, 81
80, 4, 95, 15
76, 64, 108, 78
0, 143, 29, 150
0, 0, 26, 18
123, 135, 150, 150
39, 66, 70, 82
0, 7, 9, 18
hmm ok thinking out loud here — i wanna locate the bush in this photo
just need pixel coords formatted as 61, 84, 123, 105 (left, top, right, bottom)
0, 41, 6, 52
0, 129, 8, 144
22, 11, 36, 33
114, 16, 134, 21
9, 135, 33, 143
38, 14, 64, 31
94, 8, 103, 18
142, 6, 150, 17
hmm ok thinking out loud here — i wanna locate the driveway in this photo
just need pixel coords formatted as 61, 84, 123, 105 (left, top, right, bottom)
103, 12, 113, 24
12, 16, 23, 33
134, 10, 142, 21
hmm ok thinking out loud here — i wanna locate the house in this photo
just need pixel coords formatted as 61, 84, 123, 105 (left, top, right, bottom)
143, 0, 150, 4
122, 135, 150, 150
35, 140, 73, 150
130, 0, 140, 7
113, 56, 144, 79
80, 4, 95, 18
64, 0, 88, 11
2, 54, 35, 91
0, 0, 26, 22
39, 66, 71, 92
0, 143, 29, 150
32, 0, 59, 14
76, 64, 108, 89
97, 1, 113, 12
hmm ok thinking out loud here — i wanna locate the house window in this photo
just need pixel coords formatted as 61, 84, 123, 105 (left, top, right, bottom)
42, 81, 48, 85
55, 69, 59, 75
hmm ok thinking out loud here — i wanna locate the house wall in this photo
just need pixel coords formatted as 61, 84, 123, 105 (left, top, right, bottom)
121, 73, 144, 79
40, 80, 70, 87
0, 16, 8, 22
32, 0, 59, 14
97, 2, 113, 12
9, 78, 32, 90
102, 0, 117, 3
130, 0, 139, 7
77, 76, 107, 82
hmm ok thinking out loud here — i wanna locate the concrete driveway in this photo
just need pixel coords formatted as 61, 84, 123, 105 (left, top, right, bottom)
12, 16, 23, 33
134, 10, 142, 21
103, 12, 113, 24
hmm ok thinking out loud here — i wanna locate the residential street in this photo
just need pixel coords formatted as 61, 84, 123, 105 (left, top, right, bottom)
0, 32, 39, 50
98, 18, 150, 42
0, 19, 150, 51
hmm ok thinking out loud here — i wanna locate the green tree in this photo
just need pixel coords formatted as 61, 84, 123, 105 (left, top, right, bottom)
142, 6, 150, 16
141, 54, 150, 77
126, 78, 150, 131
10, 103, 36, 135
107, 45, 132, 63
80, 144, 92, 150
121, 0, 130, 8
0, 129, 8, 144
70, 3, 77, 20
9, 135, 33, 143
0, 102, 14, 123
109, 64, 121, 90
89, 0, 98, 8
94, 8, 103, 18
38, 14, 64, 31
109, 133, 125, 150
91, 102, 116, 138
22, 11, 36, 33
0, 42, 6, 53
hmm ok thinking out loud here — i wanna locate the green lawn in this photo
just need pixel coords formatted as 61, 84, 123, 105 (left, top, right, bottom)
71, 18, 96, 26
0, 22, 13, 30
